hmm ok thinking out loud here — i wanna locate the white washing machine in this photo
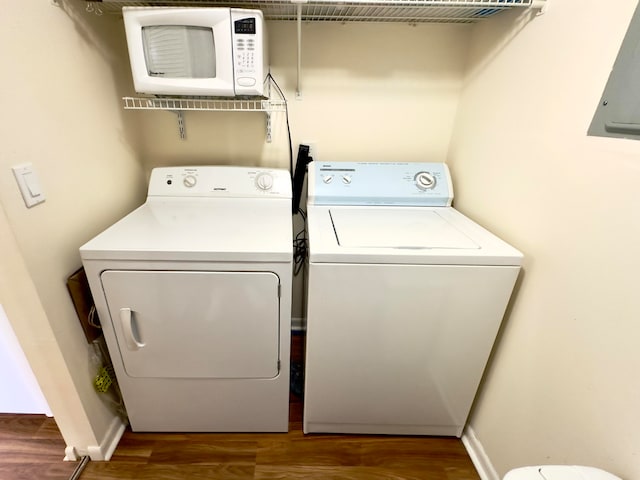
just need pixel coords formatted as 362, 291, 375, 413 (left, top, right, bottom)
303, 162, 523, 437
80, 166, 292, 432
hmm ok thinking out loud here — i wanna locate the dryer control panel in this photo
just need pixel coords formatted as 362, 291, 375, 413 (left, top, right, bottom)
308, 162, 453, 206
148, 166, 292, 199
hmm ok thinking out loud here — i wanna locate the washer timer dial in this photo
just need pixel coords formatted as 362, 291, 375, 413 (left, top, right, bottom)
414, 171, 436, 190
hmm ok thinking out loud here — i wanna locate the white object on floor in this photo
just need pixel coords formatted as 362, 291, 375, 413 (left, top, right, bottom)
504, 465, 622, 480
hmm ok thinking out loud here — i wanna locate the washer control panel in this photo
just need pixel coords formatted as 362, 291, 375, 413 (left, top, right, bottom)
148, 166, 291, 198
310, 162, 453, 206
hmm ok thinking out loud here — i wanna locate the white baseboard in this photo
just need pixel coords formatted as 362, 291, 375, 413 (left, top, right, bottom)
88, 415, 126, 460
64, 446, 79, 461
462, 425, 500, 480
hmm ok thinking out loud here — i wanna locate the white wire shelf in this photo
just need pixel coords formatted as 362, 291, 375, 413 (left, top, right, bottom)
122, 96, 287, 141
87, 0, 545, 23
122, 97, 286, 112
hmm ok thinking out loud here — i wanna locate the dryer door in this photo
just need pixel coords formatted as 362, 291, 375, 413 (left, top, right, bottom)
100, 270, 280, 379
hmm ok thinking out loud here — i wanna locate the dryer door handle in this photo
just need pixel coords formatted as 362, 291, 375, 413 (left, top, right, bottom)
119, 308, 145, 350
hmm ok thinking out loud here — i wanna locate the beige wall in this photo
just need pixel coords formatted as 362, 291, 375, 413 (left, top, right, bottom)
449, 2, 640, 478
0, 0, 146, 456
134, 22, 470, 175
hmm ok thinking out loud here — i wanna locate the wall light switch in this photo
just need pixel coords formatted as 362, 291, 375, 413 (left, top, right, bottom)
12, 164, 45, 208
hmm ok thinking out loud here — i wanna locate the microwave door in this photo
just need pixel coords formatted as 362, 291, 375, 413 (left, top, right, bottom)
204, 15, 236, 96
128, 10, 236, 96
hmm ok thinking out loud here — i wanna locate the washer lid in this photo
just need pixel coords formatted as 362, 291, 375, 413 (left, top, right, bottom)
330, 208, 479, 249
308, 205, 523, 266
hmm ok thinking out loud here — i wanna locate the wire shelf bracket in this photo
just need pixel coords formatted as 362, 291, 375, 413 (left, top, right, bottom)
173, 110, 186, 140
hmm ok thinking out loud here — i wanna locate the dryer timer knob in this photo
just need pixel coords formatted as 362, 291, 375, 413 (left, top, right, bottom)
183, 175, 197, 188
256, 172, 274, 191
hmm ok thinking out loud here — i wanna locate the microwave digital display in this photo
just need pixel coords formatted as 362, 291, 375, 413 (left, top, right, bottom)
234, 18, 256, 35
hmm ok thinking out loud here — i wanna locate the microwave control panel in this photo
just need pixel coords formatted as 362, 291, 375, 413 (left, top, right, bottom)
231, 10, 265, 94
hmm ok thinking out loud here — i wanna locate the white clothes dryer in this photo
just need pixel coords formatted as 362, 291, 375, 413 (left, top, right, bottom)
303, 162, 523, 437
81, 166, 292, 432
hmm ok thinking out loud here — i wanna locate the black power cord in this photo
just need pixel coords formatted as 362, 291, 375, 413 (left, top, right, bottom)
293, 207, 308, 276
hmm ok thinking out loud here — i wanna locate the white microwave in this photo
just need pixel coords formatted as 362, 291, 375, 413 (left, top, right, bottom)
122, 7, 268, 97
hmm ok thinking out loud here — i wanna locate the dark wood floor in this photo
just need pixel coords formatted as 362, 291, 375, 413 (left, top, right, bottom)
0, 414, 78, 480
0, 334, 480, 479
81, 397, 479, 480
0, 398, 480, 480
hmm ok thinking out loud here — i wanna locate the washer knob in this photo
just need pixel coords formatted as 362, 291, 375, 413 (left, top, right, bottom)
342, 175, 352, 184
256, 172, 274, 191
415, 171, 436, 190
323, 175, 334, 184
183, 175, 197, 188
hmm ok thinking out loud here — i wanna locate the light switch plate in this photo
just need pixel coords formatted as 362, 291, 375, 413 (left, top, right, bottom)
12, 163, 45, 208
